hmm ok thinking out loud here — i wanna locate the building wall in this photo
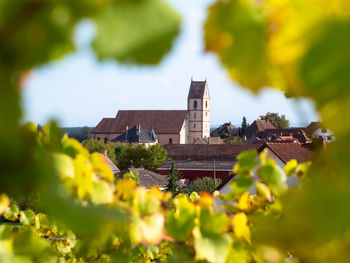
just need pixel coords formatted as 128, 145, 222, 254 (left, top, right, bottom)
312, 128, 335, 142
158, 169, 231, 181
158, 134, 180, 145
91, 133, 120, 142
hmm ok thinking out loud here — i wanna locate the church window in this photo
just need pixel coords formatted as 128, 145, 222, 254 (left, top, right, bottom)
104, 137, 108, 143
194, 100, 197, 109
194, 112, 196, 119
169, 138, 173, 144
97, 137, 100, 141
206, 101, 208, 108
205, 111, 208, 117
194, 124, 196, 129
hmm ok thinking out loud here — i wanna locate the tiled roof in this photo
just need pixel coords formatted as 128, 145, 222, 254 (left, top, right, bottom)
91, 110, 187, 134
100, 154, 120, 174
113, 124, 157, 143
193, 137, 224, 144
258, 128, 310, 143
303, 121, 321, 136
118, 168, 168, 189
159, 160, 235, 171
243, 120, 275, 138
258, 143, 314, 163
163, 144, 260, 161
188, 80, 207, 99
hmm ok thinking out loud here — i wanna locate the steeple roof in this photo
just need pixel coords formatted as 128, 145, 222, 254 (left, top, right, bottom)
188, 80, 207, 99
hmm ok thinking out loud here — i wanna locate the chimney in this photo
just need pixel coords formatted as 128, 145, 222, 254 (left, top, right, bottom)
125, 126, 128, 143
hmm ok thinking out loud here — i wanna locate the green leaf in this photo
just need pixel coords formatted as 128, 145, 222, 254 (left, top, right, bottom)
165, 196, 195, 241
4, 204, 19, 221
284, 159, 299, 176
258, 159, 287, 195
233, 150, 259, 175
35, 213, 50, 230
255, 182, 272, 203
230, 177, 253, 195
91, 181, 114, 204
93, 0, 181, 65
204, 0, 269, 91
19, 210, 36, 226
193, 226, 232, 263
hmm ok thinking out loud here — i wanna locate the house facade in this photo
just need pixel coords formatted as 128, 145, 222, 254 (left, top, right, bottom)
91, 79, 211, 145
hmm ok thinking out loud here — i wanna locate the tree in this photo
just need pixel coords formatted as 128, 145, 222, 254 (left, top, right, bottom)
82, 138, 117, 163
259, 112, 290, 129
166, 162, 182, 195
187, 177, 222, 194
68, 126, 91, 142
117, 144, 167, 172
220, 132, 231, 139
241, 116, 249, 134
225, 136, 243, 145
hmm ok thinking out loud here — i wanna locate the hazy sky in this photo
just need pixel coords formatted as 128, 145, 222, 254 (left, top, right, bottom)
23, 0, 318, 127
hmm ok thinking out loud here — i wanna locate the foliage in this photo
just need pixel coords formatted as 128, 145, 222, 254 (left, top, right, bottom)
166, 162, 182, 195
187, 177, 222, 194
241, 116, 249, 134
82, 138, 118, 163
117, 143, 167, 172
67, 126, 91, 142
225, 136, 244, 145
220, 132, 231, 139
259, 112, 290, 129
1, 0, 350, 262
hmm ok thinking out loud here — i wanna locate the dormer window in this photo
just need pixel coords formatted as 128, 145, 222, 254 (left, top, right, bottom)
194, 100, 197, 109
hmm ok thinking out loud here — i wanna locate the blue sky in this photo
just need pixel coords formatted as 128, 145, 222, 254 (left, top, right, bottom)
22, 0, 318, 127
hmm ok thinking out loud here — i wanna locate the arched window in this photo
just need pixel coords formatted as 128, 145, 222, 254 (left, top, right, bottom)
205, 111, 208, 117
194, 124, 196, 129
194, 112, 196, 119
194, 100, 197, 109
104, 137, 108, 143
206, 101, 208, 108
169, 138, 173, 144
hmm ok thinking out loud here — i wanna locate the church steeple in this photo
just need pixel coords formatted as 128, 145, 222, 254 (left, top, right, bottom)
187, 79, 210, 143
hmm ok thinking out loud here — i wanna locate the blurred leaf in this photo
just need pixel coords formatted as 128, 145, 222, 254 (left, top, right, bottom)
4, 204, 19, 221
165, 196, 195, 241
230, 177, 253, 195
0, 194, 9, 215
204, 0, 269, 91
233, 150, 259, 175
19, 210, 36, 226
93, 0, 181, 65
255, 182, 272, 203
258, 159, 287, 195
91, 181, 114, 204
233, 212, 251, 244
284, 159, 299, 176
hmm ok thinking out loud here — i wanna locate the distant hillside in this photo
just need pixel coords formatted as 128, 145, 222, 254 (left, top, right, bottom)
61, 127, 93, 142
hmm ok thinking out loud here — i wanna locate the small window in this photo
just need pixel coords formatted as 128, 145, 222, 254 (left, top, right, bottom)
104, 137, 108, 143
97, 137, 100, 141
194, 100, 197, 109
206, 101, 208, 108
321, 128, 327, 133
194, 124, 196, 129
169, 138, 173, 144
194, 112, 196, 119
328, 136, 332, 141
205, 111, 208, 117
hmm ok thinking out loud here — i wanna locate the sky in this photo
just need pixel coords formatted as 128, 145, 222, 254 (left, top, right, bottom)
22, 0, 318, 128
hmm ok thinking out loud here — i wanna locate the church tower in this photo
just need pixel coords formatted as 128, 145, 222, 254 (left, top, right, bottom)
187, 79, 210, 143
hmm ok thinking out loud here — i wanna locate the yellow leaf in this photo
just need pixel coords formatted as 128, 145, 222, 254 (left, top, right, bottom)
0, 194, 9, 215
89, 153, 114, 182
238, 192, 250, 211
115, 178, 137, 201
233, 212, 251, 244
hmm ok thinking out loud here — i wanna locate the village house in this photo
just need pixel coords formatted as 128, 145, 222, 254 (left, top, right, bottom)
91, 79, 211, 145
158, 144, 260, 181
112, 124, 158, 147
303, 121, 335, 142
215, 142, 314, 207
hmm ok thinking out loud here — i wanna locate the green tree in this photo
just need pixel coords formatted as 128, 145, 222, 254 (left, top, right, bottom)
117, 144, 167, 172
187, 177, 222, 194
82, 138, 117, 163
220, 132, 231, 139
241, 116, 249, 134
166, 162, 182, 195
69, 126, 91, 142
259, 112, 290, 129
225, 136, 243, 145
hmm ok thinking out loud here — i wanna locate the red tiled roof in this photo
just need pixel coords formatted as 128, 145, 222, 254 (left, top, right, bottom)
258, 143, 314, 163
164, 144, 260, 161
243, 120, 275, 138
188, 80, 207, 99
91, 110, 187, 134
100, 154, 120, 173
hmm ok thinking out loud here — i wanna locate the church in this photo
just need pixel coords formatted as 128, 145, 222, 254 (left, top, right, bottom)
91, 79, 211, 145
